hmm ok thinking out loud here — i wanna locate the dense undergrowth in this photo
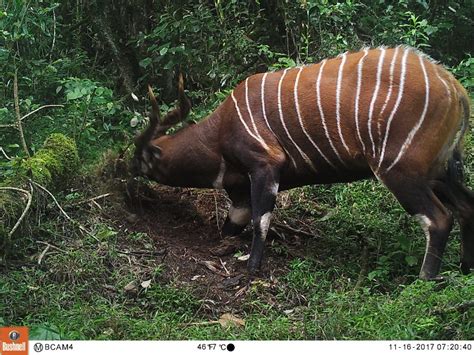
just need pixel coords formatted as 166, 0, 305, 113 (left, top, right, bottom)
1, 0, 473, 340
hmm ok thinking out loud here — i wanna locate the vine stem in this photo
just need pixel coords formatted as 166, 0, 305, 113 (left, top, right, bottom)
13, 69, 31, 158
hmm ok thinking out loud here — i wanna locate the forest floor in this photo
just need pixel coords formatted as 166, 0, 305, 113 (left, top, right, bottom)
111, 183, 315, 310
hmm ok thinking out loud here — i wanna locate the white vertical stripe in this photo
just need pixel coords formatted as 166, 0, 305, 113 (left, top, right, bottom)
336, 52, 351, 154
316, 60, 347, 167
245, 77, 265, 142
435, 68, 452, 106
435, 68, 462, 154
377, 48, 410, 172
261, 72, 298, 168
354, 49, 369, 153
278, 68, 317, 172
368, 48, 386, 157
379, 47, 400, 117
231, 91, 269, 150
294, 67, 336, 169
378, 47, 400, 143
386, 55, 430, 172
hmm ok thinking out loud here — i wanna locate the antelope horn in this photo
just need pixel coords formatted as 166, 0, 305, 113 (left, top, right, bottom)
160, 72, 191, 126
148, 84, 161, 124
134, 85, 161, 148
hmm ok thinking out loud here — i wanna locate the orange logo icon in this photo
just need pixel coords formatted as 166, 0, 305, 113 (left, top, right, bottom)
0, 327, 29, 355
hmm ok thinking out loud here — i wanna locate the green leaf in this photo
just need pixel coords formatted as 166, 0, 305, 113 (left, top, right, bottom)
164, 60, 175, 70
66, 90, 85, 101
96, 226, 118, 240
29, 325, 61, 340
139, 57, 152, 68
367, 271, 378, 281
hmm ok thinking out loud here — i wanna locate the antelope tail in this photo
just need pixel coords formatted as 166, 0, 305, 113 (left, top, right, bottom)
447, 89, 471, 185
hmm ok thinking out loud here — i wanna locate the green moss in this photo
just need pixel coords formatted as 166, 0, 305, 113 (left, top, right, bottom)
16, 133, 79, 188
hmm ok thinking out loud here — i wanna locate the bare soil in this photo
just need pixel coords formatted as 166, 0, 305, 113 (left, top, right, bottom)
111, 182, 312, 312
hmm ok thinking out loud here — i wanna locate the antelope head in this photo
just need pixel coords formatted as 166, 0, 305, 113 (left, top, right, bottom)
130, 74, 191, 183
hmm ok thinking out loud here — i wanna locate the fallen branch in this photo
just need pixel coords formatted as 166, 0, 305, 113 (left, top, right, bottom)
31, 180, 72, 220
0, 184, 33, 237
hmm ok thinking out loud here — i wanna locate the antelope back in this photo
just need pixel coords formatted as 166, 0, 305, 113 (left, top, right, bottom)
223, 46, 466, 183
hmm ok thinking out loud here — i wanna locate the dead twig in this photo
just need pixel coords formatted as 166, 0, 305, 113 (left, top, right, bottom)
219, 258, 230, 275
19, 104, 64, 122
30, 180, 100, 242
36, 240, 69, 253
37, 244, 51, 265
31, 180, 72, 220
0, 104, 64, 130
69, 193, 113, 207
198, 260, 229, 277
117, 249, 167, 257
0, 147, 12, 160
273, 222, 318, 238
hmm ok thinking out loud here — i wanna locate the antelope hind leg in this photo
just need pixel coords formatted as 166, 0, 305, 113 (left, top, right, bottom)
247, 165, 280, 274
383, 176, 454, 280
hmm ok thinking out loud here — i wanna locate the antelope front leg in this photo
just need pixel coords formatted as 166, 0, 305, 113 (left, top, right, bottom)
248, 166, 280, 274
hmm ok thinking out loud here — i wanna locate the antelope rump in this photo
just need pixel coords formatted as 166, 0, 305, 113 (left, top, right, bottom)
130, 46, 473, 280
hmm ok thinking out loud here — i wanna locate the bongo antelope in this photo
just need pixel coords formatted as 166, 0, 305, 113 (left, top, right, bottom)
130, 46, 473, 280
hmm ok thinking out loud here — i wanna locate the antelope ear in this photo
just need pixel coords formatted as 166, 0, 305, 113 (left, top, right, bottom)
150, 144, 162, 160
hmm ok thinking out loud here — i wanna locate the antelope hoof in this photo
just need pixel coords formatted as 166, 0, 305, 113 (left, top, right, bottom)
221, 221, 245, 237
419, 271, 445, 282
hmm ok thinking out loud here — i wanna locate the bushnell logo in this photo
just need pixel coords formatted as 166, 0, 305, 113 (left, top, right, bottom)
0, 326, 29, 355
8, 331, 20, 342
